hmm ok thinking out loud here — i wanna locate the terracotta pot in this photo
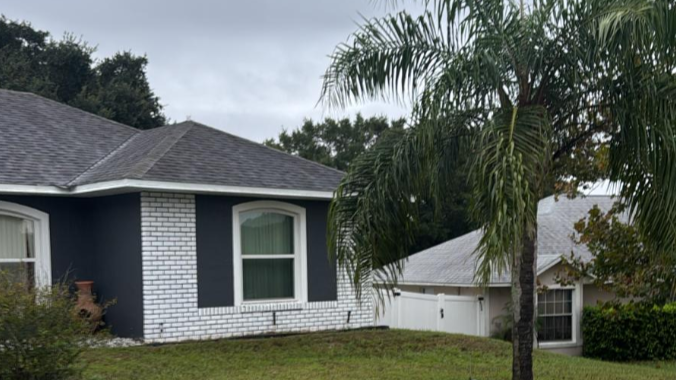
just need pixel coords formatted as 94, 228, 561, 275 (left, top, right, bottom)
74, 280, 103, 325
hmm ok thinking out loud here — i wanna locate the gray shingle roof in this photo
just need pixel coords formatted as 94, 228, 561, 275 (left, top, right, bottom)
0, 90, 343, 193
0, 89, 137, 186
399, 195, 618, 286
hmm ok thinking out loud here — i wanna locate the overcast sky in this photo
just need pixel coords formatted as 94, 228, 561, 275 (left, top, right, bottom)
3, 0, 419, 141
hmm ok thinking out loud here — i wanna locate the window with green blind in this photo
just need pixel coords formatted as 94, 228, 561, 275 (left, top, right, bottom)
0, 202, 51, 288
239, 210, 296, 301
0, 214, 36, 287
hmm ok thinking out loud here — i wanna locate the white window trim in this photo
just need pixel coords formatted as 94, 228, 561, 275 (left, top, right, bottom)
0, 201, 51, 288
537, 281, 583, 349
232, 201, 307, 307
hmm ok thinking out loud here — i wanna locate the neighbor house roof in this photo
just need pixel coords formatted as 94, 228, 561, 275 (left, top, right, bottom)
0, 89, 343, 198
398, 195, 618, 287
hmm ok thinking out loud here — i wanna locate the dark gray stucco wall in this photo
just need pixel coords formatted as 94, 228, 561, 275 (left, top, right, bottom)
196, 195, 337, 308
0, 195, 95, 281
0, 194, 143, 338
88, 194, 143, 338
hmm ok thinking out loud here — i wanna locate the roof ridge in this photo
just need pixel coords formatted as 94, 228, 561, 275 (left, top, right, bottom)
5, 90, 141, 134
130, 123, 194, 180
184, 120, 347, 177
65, 130, 141, 187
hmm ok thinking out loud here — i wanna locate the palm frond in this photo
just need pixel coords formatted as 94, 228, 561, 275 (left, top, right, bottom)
470, 106, 553, 285
328, 114, 475, 302
321, 11, 452, 109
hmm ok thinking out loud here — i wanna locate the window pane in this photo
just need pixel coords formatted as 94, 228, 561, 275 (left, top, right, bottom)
0, 215, 34, 259
0, 262, 35, 288
243, 259, 294, 300
539, 316, 573, 342
546, 301, 554, 314
241, 211, 293, 255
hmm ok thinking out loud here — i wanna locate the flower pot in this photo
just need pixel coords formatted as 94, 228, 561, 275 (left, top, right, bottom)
74, 280, 103, 325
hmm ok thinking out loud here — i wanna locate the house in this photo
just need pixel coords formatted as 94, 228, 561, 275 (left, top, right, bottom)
0, 89, 374, 342
379, 195, 618, 355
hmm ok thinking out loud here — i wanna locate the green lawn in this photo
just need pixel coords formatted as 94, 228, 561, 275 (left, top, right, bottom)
82, 329, 675, 380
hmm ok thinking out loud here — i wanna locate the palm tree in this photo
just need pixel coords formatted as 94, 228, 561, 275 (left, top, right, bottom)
320, 1, 676, 379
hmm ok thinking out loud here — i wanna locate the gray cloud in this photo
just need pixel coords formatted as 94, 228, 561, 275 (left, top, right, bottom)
4, 0, 420, 141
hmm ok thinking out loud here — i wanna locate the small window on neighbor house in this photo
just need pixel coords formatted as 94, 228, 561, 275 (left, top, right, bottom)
233, 201, 306, 305
538, 289, 573, 342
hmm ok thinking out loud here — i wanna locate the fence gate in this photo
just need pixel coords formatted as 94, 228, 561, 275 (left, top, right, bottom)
376, 290, 488, 337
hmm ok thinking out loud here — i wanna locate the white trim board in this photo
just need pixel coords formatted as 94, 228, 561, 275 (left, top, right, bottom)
0, 180, 335, 200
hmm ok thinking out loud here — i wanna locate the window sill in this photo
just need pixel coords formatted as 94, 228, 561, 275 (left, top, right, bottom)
538, 341, 580, 349
198, 300, 339, 316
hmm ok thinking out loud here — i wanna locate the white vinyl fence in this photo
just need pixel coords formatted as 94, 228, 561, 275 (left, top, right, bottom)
376, 290, 488, 337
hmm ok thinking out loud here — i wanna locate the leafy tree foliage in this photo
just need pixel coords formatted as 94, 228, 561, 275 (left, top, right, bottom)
558, 203, 676, 305
0, 16, 166, 129
265, 115, 475, 253
264, 115, 406, 171
0, 272, 105, 380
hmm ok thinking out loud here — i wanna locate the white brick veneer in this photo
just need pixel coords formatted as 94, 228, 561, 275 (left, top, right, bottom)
141, 192, 373, 342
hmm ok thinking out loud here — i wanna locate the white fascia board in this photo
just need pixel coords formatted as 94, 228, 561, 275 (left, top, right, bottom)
0, 180, 335, 200
537, 256, 565, 276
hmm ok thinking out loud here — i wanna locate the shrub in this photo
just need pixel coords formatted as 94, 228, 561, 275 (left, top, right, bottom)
582, 303, 676, 361
0, 272, 101, 380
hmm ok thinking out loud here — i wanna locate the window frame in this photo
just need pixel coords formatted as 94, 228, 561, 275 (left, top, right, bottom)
232, 201, 307, 306
537, 284, 580, 348
0, 201, 51, 288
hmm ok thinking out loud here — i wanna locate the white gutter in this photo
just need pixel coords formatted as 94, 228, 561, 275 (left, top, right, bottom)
0, 179, 335, 200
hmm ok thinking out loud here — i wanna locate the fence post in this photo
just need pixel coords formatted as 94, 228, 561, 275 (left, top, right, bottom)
436, 293, 445, 331
393, 288, 401, 328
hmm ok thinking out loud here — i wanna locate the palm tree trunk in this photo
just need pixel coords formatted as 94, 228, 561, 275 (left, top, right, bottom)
511, 224, 538, 380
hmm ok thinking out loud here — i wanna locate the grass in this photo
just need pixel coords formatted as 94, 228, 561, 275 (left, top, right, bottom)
82, 329, 675, 380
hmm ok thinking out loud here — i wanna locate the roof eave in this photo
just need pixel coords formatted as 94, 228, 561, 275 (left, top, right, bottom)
0, 179, 335, 200
389, 257, 568, 288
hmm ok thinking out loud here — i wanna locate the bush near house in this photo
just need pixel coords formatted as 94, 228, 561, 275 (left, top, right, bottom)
0, 273, 102, 380
583, 303, 676, 361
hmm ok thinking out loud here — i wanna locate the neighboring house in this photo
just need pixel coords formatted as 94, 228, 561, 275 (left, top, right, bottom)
0, 89, 373, 342
379, 195, 618, 355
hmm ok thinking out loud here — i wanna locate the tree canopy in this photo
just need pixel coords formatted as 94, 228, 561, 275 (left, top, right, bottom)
264, 114, 406, 171
265, 115, 476, 253
559, 203, 676, 305
0, 16, 166, 129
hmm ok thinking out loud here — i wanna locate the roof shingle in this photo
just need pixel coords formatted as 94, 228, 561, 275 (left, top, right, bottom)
0, 90, 343, 193
399, 195, 618, 286
0, 90, 137, 186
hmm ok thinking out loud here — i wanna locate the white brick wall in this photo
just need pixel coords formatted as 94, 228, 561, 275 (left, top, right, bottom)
141, 192, 374, 342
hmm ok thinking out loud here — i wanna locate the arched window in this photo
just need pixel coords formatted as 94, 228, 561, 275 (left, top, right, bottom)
232, 201, 307, 305
0, 201, 51, 288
